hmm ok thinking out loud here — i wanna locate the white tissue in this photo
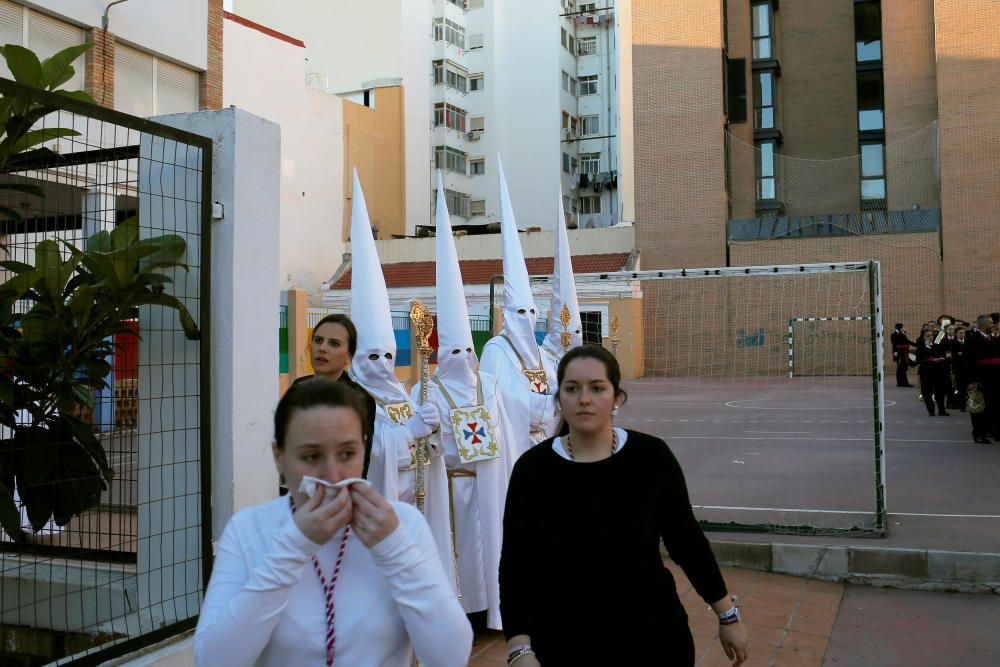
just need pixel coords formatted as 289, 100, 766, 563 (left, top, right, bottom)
298, 476, 371, 506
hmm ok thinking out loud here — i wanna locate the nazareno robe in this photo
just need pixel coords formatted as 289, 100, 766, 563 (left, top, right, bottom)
411, 369, 518, 629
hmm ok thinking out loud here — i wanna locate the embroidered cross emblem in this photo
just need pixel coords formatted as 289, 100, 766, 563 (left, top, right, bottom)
463, 421, 486, 445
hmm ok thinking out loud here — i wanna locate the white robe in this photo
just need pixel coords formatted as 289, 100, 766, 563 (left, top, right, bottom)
367, 402, 453, 591
195, 498, 472, 667
480, 336, 558, 460
410, 371, 517, 630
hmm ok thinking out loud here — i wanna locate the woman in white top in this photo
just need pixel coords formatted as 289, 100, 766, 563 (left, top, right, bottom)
195, 378, 472, 667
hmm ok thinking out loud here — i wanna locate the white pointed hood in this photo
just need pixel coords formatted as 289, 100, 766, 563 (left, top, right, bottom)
544, 191, 583, 354
434, 171, 478, 397
497, 156, 541, 365
347, 169, 408, 403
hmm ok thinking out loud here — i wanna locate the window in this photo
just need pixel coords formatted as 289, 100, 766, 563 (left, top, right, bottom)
580, 152, 600, 175
860, 142, 885, 200
751, 2, 773, 60
446, 68, 467, 92
562, 111, 571, 129
578, 74, 599, 95
753, 71, 775, 130
857, 71, 884, 131
855, 1, 882, 62
756, 140, 777, 200
578, 36, 597, 56
470, 116, 485, 131
446, 0, 466, 7
470, 158, 485, 175
0, 5, 86, 90
569, 34, 575, 54
580, 3, 597, 12
562, 71, 573, 93
434, 103, 468, 132
447, 189, 470, 217
468, 0, 485, 8
580, 114, 599, 136
579, 196, 601, 214
435, 145, 468, 173
561, 152, 578, 174
116, 43, 199, 117
433, 17, 466, 49
470, 199, 486, 216
561, 27, 568, 49
470, 74, 484, 91
580, 311, 602, 345
434, 60, 468, 92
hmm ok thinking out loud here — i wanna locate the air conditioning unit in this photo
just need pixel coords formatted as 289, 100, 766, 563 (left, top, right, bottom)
466, 131, 480, 141
562, 128, 577, 141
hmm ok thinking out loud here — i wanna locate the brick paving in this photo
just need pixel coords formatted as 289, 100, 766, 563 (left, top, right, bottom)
468, 564, 845, 667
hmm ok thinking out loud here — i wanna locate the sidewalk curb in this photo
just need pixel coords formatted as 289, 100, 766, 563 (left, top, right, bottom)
708, 540, 1000, 594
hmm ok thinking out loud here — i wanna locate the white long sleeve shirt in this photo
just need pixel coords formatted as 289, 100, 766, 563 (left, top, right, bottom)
195, 497, 472, 667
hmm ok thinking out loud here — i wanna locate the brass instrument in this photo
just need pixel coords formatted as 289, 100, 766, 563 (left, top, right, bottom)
610, 314, 620, 358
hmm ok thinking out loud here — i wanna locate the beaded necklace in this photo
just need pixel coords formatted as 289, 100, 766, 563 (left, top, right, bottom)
290, 496, 351, 666
564, 430, 618, 461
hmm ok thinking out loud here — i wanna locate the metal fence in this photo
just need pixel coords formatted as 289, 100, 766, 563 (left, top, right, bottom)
0, 78, 211, 663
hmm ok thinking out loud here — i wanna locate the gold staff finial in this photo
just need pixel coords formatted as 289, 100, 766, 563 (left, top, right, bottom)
559, 304, 572, 350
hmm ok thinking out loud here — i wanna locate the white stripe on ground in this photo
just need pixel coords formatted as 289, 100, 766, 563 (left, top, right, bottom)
695, 506, 1000, 519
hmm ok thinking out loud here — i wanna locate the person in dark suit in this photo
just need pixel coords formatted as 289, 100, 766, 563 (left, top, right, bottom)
915, 329, 950, 416
964, 314, 999, 443
292, 313, 377, 476
938, 323, 961, 408
890, 323, 917, 387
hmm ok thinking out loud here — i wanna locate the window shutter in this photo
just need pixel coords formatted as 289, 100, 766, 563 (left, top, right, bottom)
27, 10, 85, 90
468, 33, 484, 49
0, 0, 23, 79
156, 57, 199, 114
115, 44, 154, 117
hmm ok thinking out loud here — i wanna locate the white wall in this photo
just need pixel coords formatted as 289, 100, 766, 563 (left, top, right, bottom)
492, 0, 563, 231
400, 0, 432, 234
32, 0, 207, 69
223, 16, 346, 301
233, 0, 403, 93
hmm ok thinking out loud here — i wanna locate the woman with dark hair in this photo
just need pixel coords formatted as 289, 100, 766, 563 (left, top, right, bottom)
195, 378, 472, 667
499, 345, 750, 666
294, 313, 377, 476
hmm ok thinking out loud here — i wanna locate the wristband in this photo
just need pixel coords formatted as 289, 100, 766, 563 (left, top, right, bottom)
507, 643, 531, 657
718, 594, 741, 624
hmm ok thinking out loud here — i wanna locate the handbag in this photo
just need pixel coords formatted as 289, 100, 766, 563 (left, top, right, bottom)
966, 384, 986, 414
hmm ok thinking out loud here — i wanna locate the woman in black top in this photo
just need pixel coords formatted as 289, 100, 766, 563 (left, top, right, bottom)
499, 345, 749, 666
292, 314, 377, 476
915, 328, 951, 417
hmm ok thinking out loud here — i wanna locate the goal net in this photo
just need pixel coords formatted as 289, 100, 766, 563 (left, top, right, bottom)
492, 261, 887, 536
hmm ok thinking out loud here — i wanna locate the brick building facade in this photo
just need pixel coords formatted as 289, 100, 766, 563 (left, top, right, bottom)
631, 0, 1000, 364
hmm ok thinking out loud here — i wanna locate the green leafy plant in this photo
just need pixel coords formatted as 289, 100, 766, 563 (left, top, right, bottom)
0, 42, 94, 222
0, 43, 200, 540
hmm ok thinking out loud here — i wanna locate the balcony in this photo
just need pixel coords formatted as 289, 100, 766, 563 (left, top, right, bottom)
727, 208, 940, 241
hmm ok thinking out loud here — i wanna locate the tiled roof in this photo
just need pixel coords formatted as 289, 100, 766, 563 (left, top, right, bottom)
329, 252, 630, 289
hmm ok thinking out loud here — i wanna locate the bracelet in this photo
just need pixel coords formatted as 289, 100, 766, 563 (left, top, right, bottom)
507, 643, 531, 658
508, 648, 536, 665
718, 594, 741, 624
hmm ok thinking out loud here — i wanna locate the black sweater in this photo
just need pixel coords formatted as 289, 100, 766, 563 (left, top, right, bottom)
499, 430, 727, 663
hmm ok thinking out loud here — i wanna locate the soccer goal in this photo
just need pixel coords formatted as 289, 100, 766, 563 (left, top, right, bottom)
491, 260, 887, 536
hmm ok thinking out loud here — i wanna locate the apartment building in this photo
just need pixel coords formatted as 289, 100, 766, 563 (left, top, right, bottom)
633, 0, 1000, 328
235, 0, 634, 237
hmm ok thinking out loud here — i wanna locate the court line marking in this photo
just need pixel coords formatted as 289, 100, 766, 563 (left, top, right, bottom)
725, 399, 897, 410
745, 431, 812, 434
664, 436, 977, 444
695, 506, 1000, 519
